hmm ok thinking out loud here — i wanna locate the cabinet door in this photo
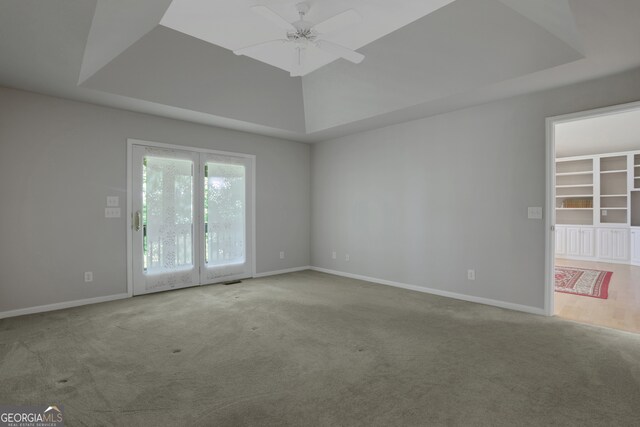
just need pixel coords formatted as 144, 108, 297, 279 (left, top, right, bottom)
597, 229, 613, 259
566, 227, 581, 256
612, 229, 629, 260
555, 227, 566, 255
580, 228, 595, 257
631, 230, 640, 265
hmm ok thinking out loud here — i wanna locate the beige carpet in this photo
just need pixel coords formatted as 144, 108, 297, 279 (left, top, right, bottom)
1, 270, 639, 426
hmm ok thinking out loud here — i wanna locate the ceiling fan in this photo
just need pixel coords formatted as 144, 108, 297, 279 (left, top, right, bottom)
234, 1, 365, 77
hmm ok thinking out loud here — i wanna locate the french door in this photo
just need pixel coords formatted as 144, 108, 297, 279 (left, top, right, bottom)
130, 143, 253, 296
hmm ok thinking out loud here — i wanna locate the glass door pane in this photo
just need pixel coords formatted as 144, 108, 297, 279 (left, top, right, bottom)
201, 155, 252, 283
144, 156, 195, 273
132, 146, 200, 295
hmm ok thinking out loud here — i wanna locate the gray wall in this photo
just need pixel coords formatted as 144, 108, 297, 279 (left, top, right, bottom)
311, 68, 640, 311
0, 87, 310, 313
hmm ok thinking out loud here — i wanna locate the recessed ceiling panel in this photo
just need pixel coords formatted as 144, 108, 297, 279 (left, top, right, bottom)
160, 0, 456, 76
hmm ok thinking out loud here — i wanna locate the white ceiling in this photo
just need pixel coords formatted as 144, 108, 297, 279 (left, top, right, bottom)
0, 0, 640, 142
160, 0, 455, 76
556, 108, 640, 158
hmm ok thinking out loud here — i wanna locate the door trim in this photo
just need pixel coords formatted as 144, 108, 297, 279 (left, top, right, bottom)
544, 100, 640, 316
126, 138, 256, 297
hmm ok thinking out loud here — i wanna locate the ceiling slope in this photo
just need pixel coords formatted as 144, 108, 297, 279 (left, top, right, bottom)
82, 26, 306, 133
302, 0, 583, 133
78, 0, 173, 84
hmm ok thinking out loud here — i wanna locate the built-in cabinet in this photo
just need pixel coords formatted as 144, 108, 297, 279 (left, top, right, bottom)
597, 228, 629, 261
555, 226, 566, 255
556, 151, 640, 266
561, 227, 595, 257
630, 229, 640, 265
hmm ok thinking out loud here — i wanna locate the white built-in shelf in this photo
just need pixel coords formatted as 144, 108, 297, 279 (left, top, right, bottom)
600, 207, 627, 210
556, 171, 593, 176
600, 169, 627, 174
556, 184, 593, 188
556, 208, 593, 211
556, 195, 594, 198
601, 194, 627, 197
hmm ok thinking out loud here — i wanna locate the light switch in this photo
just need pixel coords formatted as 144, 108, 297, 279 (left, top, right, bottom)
105, 207, 121, 218
107, 196, 119, 207
528, 207, 543, 220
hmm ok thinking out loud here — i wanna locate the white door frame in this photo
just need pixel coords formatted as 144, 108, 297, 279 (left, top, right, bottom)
126, 138, 256, 297
544, 100, 640, 316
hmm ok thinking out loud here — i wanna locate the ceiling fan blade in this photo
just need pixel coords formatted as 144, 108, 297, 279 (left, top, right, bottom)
233, 39, 287, 56
290, 47, 306, 77
316, 40, 364, 64
250, 5, 296, 32
313, 9, 361, 34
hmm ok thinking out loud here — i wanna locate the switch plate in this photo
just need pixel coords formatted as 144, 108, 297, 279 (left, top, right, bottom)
467, 269, 476, 280
602, 209, 608, 217
345, 254, 350, 262
84, 272, 93, 282
105, 207, 121, 218
280, 251, 285, 259
331, 251, 337, 260
106, 196, 119, 207
528, 207, 543, 219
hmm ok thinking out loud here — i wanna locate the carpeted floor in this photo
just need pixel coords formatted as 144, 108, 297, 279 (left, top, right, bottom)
1, 270, 639, 426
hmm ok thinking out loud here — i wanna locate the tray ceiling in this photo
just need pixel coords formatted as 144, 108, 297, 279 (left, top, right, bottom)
160, 0, 456, 76
1, 0, 640, 142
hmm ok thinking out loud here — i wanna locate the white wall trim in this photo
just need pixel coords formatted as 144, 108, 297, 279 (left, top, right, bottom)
253, 266, 311, 278
0, 293, 130, 320
309, 267, 546, 316
545, 116, 556, 316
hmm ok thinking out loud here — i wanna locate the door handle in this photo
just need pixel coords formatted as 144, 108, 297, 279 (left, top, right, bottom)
134, 210, 141, 231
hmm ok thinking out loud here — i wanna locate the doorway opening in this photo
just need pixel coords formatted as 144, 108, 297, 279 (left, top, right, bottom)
546, 102, 640, 333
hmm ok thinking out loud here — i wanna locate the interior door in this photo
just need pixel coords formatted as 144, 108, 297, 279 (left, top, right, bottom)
131, 143, 253, 295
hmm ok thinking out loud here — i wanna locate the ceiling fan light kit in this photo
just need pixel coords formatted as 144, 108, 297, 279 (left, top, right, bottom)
233, 1, 365, 77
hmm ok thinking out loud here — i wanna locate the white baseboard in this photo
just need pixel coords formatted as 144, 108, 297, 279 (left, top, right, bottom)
0, 267, 545, 319
309, 266, 546, 316
253, 266, 311, 278
0, 293, 130, 320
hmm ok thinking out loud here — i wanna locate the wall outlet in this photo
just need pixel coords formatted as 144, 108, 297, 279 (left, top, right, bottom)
105, 207, 121, 218
467, 269, 476, 281
332, 251, 337, 260
84, 272, 93, 282
345, 254, 350, 262
106, 196, 119, 207
279, 251, 285, 259
602, 209, 608, 217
